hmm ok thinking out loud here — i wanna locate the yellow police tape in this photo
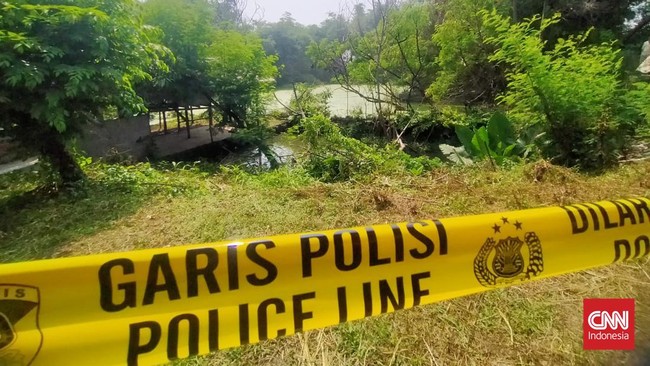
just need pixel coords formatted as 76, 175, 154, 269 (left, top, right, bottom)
0, 198, 649, 365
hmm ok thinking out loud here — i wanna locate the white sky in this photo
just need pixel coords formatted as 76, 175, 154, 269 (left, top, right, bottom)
245, 0, 348, 25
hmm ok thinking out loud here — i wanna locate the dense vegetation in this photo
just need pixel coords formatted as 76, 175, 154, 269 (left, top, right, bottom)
1, 1, 650, 364
2, 0, 650, 184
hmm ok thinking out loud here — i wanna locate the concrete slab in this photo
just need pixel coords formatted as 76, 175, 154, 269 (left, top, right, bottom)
152, 125, 231, 157
0, 157, 39, 175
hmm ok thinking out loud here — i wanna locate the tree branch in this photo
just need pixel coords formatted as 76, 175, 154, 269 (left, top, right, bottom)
623, 14, 650, 44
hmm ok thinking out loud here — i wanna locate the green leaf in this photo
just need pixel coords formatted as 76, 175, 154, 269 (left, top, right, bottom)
487, 111, 515, 147
455, 125, 480, 157
474, 127, 491, 157
439, 144, 473, 165
503, 144, 516, 157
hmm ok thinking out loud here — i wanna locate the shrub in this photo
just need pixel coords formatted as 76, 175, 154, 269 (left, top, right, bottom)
288, 84, 332, 119
300, 115, 441, 181
484, 11, 650, 170
428, 0, 507, 105
440, 112, 535, 166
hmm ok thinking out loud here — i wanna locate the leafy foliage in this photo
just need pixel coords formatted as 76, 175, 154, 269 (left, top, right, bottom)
427, 0, 507, 105
485, 11, 650, 169
300, 115, 441, 181
258, 13, 331, 85
142, 0, 278, 127
308, 1, 436, 125
140, 0, 213, 104
287, 83, 332, 119
441, 112, 531, 166
0, 0, 169, 181
346, 3, 436, 102
0, 0, 168, 132
205, 30, 278, 127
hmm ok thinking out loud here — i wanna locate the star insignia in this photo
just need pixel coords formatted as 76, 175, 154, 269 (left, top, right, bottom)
514, 221, 523, 230
492, 223, 501, 233
501, 217, 509, 224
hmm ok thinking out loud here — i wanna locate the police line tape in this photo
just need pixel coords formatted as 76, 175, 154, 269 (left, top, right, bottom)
0, 198, 648, 365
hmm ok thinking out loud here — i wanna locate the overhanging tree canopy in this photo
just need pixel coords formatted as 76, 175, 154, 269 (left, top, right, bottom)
0, 0, 169, 182
141, 0, 278, 128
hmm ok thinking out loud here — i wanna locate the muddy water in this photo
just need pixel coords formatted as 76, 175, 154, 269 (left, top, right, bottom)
220, 135, 305, 169
271, 84, 379, 117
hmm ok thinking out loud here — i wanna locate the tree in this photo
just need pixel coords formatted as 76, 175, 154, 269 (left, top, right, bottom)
141, 0, 214, 106
258, 13, 325, 85
624, 2, 650, 44
142, 0, 277, 126
314, 12, 349, 43
204, 30, 278, 127
427, 0, 507, 105
428, 0, 648, 105
485, 11, 650, 169
513, 0, 647, 42
211, 0, 248, 27
308, 1, 436, 138
0, 0, 168, 182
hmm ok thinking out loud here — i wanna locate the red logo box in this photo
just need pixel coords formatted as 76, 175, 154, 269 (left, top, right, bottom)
583, 298, 635, 350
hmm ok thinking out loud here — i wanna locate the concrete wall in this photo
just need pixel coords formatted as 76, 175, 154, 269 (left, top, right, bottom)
0, 138, 20, 164
78, 115, 151, 161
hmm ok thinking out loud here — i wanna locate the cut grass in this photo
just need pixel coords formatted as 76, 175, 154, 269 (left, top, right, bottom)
1, 160, 649, 365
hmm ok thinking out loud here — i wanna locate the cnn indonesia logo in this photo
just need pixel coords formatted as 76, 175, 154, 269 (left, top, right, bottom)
583, 299, 635, 350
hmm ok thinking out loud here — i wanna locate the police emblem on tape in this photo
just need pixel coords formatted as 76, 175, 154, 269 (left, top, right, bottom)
473, 218, 543, 287
0, 285, 42, 366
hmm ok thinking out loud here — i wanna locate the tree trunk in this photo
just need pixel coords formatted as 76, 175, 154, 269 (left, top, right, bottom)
222, 111, 229, 125
15, 113, 84, 184
623, 14, 650, 44
176, 108, 181, 133
39, 128, 84, 183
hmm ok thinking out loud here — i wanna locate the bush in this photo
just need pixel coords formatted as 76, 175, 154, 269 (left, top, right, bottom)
428, 0, 507, 105
440, 112, 536, 166
299, 115, 441, 181
288, 84, 332, 119
485, 11, 650, 170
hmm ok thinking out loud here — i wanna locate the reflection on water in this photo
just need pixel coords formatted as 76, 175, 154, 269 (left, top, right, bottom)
221, 135, 302, 169
229, 144, 295, 169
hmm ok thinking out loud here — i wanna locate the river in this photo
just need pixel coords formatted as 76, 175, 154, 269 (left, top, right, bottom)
271, 84, 380, 117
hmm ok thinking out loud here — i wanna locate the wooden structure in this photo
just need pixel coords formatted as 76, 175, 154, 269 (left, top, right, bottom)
147, 95, 218, 143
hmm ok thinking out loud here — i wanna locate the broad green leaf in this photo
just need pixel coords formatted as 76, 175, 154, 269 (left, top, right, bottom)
455, 125, 481, 157
487, 111, 515, 146
474, 127, 491, 157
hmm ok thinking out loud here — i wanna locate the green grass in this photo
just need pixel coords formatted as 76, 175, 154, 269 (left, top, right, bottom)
1, 160, 649, 365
